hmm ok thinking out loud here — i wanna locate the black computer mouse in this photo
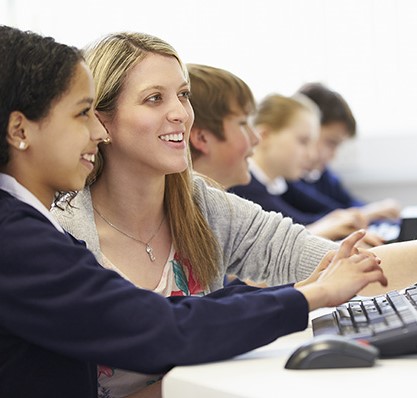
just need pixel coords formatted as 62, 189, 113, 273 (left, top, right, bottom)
284, 335, 379, 369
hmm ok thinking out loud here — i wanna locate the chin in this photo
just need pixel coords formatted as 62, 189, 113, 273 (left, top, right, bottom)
165, 164, 188, 176
68, 177, 88, 192
286, 174, 300, 182
174, 161, 189, 172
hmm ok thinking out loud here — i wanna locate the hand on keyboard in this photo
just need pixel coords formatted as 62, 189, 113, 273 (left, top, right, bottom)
296, 230, 388, 311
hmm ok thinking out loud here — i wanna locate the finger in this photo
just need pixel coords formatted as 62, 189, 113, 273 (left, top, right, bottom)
320, 250, 336, 267
350, 245, 360, 256
362, 269, 388, 287
347, 257, 388, 287
345, 253, 370, 263
333, 229, 366, 261
363, 233, 384, 247
354, 254, 381, 269
357, 248, 382, 263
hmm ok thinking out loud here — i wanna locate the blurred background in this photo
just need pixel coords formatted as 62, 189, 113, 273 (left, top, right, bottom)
2, 0, 417, 204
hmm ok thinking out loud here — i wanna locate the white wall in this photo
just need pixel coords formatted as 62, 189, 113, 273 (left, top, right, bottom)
2, 0, 417, 205
333, 134, 417, 206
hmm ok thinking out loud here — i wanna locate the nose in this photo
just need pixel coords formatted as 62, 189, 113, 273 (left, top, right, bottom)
167, 98, 190, 124
91, 112, 109, 143
248, 125, 261, 148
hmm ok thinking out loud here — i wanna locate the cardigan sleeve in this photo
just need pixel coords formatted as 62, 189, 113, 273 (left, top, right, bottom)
194, 176, 339, 286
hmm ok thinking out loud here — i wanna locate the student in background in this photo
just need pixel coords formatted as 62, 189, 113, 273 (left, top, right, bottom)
188, 65, 376, 243
1, 25, 389, 398
283, 82, 401, 225
188, 63, 260, 189
231, 93, 382, 244
187, 63, 263, 287
49, 32, 411, 397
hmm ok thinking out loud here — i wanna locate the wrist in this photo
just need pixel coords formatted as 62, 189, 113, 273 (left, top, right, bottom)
296, 283, 329, 311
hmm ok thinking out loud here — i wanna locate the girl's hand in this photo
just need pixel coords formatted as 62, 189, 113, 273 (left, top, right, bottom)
296, 230, 387, 310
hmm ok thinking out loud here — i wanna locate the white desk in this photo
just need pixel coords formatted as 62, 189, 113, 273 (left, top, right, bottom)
162, 309, 417, 398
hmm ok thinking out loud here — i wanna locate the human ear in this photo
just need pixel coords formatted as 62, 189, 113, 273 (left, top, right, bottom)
6, 111, 29, 151
189, 127, 210, 155
255, 125, 270, 140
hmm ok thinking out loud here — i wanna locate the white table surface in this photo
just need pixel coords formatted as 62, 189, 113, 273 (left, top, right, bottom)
162, 308, 417, 398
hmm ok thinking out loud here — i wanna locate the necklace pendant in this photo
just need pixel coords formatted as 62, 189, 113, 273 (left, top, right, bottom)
146, 244, 156, 262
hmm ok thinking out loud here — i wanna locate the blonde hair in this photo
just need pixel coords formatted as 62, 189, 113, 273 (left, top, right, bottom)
254, 93, 319, 131
85, 32, 220, 288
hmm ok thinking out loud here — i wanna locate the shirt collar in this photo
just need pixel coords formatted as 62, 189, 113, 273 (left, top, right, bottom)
0, 172, 65, 233
303, 169, 323, 183
249, 159, 288, 195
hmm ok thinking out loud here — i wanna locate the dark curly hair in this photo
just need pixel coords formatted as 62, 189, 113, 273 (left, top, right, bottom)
0, 25, 84, 165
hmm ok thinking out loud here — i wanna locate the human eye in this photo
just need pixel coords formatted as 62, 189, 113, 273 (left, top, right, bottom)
78, 106, 92, 118
146, 93, 163, 104
178, 90, 191, 101
239, 119, 252, 134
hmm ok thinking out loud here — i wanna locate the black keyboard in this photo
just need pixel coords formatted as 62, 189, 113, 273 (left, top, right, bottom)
312, 284, 417, 357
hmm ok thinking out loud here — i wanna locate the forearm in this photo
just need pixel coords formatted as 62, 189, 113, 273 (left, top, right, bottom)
296, 284, 328, 311
360, 240, 417, 296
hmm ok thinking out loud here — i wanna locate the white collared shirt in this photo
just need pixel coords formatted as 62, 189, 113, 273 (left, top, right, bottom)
248, 159, 288, 195
0, 172, 65, 233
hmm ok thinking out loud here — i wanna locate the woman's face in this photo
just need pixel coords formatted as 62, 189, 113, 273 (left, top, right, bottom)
100, 53, 194, 178
259, 109, 319, 180
22, 61, 106, 204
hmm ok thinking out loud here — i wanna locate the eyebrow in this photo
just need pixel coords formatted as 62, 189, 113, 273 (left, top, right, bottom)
140, 81, 190, 93
76, 97, 94, 105
143, 85, 164, 92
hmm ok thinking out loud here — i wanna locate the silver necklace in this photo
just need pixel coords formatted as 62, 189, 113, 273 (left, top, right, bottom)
93, 205, 164, 262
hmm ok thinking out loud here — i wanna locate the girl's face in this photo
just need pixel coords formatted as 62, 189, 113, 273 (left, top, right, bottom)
259, 109, 319, 180
204, 110, 260, 189
100, 53, 194, 178
21, 62, 106, 204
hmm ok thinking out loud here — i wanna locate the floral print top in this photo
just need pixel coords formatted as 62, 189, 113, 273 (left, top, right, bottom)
97, 246, 204, 398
